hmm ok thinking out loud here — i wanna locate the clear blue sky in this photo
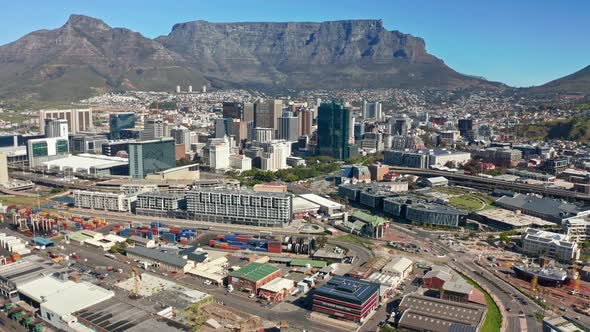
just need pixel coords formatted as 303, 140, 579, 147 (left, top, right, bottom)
1, 0, 588, 87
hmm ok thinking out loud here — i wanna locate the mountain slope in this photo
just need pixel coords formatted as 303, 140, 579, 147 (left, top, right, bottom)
0, 15, 206, 101
157, 19, 499, 91
0, 15, 501, 101
528, 65, 590, 95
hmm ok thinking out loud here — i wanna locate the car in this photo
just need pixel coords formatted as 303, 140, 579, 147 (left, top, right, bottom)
249, 294, 255, 298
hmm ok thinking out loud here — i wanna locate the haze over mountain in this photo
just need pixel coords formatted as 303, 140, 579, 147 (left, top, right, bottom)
1, 14, 586, 101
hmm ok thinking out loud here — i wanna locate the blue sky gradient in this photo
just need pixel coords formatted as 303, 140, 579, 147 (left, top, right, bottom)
1, 0, 588, 87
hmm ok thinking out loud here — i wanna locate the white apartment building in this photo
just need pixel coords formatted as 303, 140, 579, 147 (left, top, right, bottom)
135, 192, 185, 212
44, 118, 69, 138
204, 138, 230, 170
522, 228, 580, 261
144, 118, 164, 140
429, 150, 471, 167
260, 140, 290, 171
38, 109, 92, 134
229, 154, 252, 171
562, 217, 590, 243
185, 189, 292, 227
74, 190, 135, 212
120, 183, 158, 195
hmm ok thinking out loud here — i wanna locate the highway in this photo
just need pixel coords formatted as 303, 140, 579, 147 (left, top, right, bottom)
390, 166, 590, 202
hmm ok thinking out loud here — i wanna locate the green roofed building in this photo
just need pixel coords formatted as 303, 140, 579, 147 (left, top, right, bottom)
228, 263, 281, 294
289, 259, 327, 268
343, 210, 389, 238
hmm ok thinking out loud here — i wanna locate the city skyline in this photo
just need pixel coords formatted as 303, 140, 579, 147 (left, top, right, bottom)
0, 0, 589, 87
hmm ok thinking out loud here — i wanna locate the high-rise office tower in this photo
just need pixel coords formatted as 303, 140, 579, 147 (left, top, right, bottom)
298, 108, 313, 136
214, 118, 232, 139
230, 119, 248, 145
458, 119, 474, 138
243, 102, 255, 123
354, 123, 365, 142
278, 111, 300, 142
109, 112, 136, 140
254, 100, 283, 133
253, 128, 274, 143
317, 102, 351, 160
128, 138, 176, 178
362, 101, 382, 120
170, 125, 191, 152
143, 118, 164, 140
222, 102, 243, 119
44, 118, 69, 138
390, 117, 411, 136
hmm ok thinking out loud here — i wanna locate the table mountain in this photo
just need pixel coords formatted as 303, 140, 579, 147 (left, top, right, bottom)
0, 15, 501, 101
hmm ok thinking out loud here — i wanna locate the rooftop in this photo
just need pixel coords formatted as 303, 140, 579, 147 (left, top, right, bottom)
351, 210, 389, 226
0, 255, 65, 287
126, 247, 188, 268
229, 263, 279, 283
523, 228, 576, 249
476, 208, 557, 227
399, 294, 485, 332
314, 275, 380, 305
42, 153, 128, 170
18, 274, 114, 318
258, 277, 295, 293
299, 194, 344, 209
495, 194, 585, 221
292, 196, 321, 211
75, 298, 189, 332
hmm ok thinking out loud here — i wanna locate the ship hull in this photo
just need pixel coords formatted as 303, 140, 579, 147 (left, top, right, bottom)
512, 265, 566, 287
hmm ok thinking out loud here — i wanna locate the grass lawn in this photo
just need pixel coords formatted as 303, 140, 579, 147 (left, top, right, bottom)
334, 234, 374, 248
431, 186, 470, 195
464, 276, 502, 332
0, 195, 47, 207
448, 193, 494, 212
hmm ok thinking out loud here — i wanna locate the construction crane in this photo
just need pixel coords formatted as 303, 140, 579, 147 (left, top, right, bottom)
131, 267, 141, 299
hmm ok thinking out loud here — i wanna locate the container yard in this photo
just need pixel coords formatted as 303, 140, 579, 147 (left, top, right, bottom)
115, 221, 204, 245
4, 208, 108, 237
208, 233, 317, 254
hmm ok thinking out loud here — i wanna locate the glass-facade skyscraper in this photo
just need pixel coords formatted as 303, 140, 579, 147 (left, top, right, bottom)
317, 102, 350, 160
129, 137, 176, 178
109, 112, 136, 140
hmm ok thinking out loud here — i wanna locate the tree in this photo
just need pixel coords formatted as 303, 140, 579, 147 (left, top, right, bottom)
316, 236, 328, 249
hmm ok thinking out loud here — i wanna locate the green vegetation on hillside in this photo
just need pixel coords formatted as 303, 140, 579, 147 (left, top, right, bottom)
518, 117, 590, 142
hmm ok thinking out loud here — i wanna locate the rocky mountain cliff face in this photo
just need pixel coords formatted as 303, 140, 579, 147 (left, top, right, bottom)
0, 15, 499, 101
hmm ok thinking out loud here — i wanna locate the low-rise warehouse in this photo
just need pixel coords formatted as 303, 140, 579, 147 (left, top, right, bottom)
17, 274, 114, 331
475, 208, 557, 230
299, 193, 344, 216
228, 263, 281, 294
126, 246, 192, 272
258, 277, 295, 302
382, 256, 413, 279
398, 294, 485, 332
